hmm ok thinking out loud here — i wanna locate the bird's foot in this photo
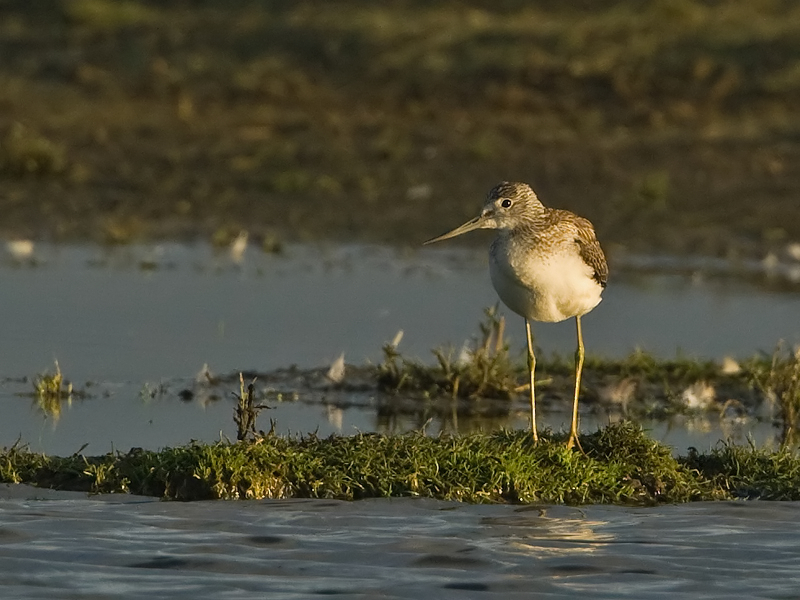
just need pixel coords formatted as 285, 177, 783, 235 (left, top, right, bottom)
566, 432, 585, 455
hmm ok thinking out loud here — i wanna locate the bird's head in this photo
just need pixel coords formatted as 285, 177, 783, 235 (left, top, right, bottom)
424, 181, 543, 244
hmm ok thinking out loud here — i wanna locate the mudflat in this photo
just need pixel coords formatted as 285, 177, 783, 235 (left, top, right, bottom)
1, 0, 798, 258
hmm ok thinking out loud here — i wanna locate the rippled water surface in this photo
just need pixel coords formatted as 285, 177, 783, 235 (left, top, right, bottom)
0, 485, 797, 599
2, 244, 800, 597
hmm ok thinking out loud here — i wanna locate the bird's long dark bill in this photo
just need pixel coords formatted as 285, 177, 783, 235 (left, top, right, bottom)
423, 215, 486, 245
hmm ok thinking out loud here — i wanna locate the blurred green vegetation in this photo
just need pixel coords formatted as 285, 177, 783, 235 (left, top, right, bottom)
0, 0, 798, 254
0, 122, 67, 177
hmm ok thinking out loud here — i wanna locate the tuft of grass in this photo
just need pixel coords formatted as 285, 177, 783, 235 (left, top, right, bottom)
682, 441, 800, 501
374, 308, 754, 421
62, 0, 158, 29
0, 123, 67, 178
630, 171, 671, 214
232, 373, 270, 442
2, 422, 799, 503
32, 361, 72, 420
748, 344, 800, 447
378, 306, 520, 399
581, 421, 719, 502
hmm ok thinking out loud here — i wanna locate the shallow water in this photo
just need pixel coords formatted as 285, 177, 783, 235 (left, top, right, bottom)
0, 485, 797, 599
2, 244, 798, 598
1, 242, 799, 455
4, 242, 800, 379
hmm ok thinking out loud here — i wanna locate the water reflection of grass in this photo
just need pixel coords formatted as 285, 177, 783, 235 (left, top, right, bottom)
378, 306, 519, 399
751, 345, 800, 448
32, 362, 72, 422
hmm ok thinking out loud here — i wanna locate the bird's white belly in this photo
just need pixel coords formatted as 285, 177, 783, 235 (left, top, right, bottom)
489, 249, 602, 323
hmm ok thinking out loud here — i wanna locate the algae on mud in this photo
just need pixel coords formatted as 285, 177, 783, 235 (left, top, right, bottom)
2, 423, 800, 504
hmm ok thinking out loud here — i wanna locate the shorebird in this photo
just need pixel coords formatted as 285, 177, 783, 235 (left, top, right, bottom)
424, 181, 608, 449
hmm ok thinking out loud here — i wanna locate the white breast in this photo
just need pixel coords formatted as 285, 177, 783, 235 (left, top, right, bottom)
489, 236, 603, 323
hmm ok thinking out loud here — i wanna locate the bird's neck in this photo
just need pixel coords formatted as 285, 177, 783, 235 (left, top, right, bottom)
511, 209, 550, 236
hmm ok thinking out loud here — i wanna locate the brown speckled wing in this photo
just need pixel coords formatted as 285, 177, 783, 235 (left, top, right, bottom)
574, 218, 608, 288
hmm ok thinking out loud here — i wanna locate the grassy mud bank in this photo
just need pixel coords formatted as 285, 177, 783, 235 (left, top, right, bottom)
372, 309, 799, 439
13, 320, 800, 504
2, 423, 800, 503
1, 1, 800, 260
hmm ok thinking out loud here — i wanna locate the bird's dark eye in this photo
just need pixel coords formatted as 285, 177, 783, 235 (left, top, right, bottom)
501, 198, 512, 208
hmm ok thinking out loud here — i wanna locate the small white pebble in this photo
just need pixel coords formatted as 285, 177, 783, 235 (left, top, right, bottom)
326, 353, 346, 384
681, 381, 716, 410
6, 239, 34, 260
598, 377, 637, 408
455, 342, 472, 367
786, 242, 800, 262
390, 330, 404, 349
787, 264, 800, 283
406, 184, 432, 200
229, 230, 248, 264
762, 252, 779, 272
195, 363, 214, 384
720, 356, 741, 375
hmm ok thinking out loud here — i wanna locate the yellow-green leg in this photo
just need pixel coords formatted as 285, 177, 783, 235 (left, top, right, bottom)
525, 318, 538, 442
567, 315, 584, 450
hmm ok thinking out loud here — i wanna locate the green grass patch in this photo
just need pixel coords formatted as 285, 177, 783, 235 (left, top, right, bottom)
373, 308, 762, 421
378, 306, 519, 399
3, 422, 800, 503
0, 123, 67, 178
747, 344, 800, 447
62, 0, 159, 29
683, 442, 800, 501
31, 361, 73, 421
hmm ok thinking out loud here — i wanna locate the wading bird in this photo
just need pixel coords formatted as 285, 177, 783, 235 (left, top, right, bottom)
424, 182, 608, 449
